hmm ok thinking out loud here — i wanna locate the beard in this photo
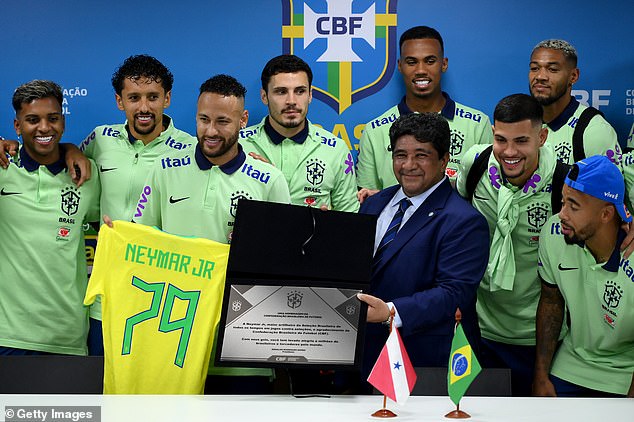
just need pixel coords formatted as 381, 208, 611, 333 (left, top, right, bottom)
529, 82, 568, 106
272, 107, 305, 129
199, 130, 239, 160
132, 113, 158, 135
563, 225, 593, 245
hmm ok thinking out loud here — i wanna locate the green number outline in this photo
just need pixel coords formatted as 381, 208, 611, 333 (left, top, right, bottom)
122, 276, 165, 355
158, 284, 200, 368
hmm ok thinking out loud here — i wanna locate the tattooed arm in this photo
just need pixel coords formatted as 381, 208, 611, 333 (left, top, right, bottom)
533, 277, 565, 397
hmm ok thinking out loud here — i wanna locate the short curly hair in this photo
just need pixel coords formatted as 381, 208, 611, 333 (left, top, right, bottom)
532, 39, 577, 67
111, 54, 174, 95
399, 26, 444, 55
199, 74, 246, 99
389, 112, 450, 157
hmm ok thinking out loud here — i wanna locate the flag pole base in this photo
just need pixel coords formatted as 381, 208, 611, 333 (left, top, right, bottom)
445, 409, 470, 419
371, 408, 397, 418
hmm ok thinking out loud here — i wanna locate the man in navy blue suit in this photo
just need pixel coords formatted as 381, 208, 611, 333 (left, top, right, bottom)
357, 112, 489, 377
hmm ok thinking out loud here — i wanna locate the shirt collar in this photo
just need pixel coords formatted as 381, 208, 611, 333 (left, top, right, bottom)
194, 142, 246, 174
125, 115, 172, 145
263, 116, 309, 145
397, 92, 456, 120
19, 145, 67, 175
545, 96, 579, 131
390, 176, 447, 211
602, 229, 627, 272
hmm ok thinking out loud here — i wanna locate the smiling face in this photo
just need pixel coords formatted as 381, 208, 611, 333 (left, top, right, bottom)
115, 76, 171, 144
392, 134, 448, 197
261, 71, 312, 138
398, 38, 447, 101
14, 96, 64, 165
196, 92, 248, 166
529, 48, 578, 106
492, 119, 547, 187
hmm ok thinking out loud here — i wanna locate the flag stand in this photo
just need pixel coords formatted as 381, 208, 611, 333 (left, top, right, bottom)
371, 308, 397, 418
371, 395, 397, 418
445, 403, 470, 419
445, 308, 473, 419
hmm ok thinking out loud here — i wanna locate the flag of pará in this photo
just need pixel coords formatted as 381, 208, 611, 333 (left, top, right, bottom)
367, 328, 417, 404
447, 323, 481, 405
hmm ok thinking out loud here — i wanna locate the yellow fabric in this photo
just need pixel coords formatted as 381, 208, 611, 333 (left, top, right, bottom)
84, 221, 229, 394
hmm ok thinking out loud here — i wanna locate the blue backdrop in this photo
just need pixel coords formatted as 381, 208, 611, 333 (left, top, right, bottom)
1, 0, 632, 153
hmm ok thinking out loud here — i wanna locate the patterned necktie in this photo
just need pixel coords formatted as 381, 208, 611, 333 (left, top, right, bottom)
373, 198, 412, 268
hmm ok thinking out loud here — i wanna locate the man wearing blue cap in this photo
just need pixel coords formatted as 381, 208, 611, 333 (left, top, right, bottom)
534, 155, 634, 397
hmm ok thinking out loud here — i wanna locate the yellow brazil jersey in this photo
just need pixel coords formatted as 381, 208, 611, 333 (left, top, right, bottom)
84, 221, 229, 394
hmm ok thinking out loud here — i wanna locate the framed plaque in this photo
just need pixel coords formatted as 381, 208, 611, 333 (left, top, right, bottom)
214, 200, 375, 369
216, 281, 365, 368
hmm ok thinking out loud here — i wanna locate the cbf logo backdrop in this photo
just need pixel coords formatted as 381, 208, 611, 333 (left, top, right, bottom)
282, 0, 398, 114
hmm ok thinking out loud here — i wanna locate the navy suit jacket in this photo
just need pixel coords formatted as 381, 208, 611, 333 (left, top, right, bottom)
360, 179, 489, 374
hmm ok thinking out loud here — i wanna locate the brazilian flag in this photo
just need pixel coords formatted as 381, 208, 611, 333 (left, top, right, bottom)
447, 324, 481, 405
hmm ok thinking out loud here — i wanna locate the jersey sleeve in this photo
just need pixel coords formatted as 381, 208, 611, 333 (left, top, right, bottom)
456, 144, 488, 198
476, 114, 494, 145
583, 116, 622, 170
84, 160, 101, 223
356, 124, 381, 190
79, 129, 97, 158
330, 147, 360, 212
132, 163, 162, 228
537, 218, 558, 286
84, 223, 114, 306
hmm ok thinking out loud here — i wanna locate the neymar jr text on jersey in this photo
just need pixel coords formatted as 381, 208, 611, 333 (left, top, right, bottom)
124, 242, 216, 280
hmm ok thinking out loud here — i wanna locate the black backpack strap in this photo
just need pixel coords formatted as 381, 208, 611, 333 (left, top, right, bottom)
465, 145, 493, 202
551, 161, 572, 213
572, 107, 603, 162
